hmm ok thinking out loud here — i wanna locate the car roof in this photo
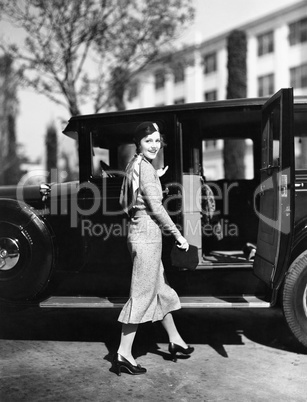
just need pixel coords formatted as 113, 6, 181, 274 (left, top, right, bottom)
63, 95, 307, 139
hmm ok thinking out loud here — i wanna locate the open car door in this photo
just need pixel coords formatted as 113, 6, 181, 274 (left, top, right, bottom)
254, 88, 294, 289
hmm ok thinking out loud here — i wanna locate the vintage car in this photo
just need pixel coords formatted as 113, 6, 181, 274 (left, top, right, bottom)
1, 88, 307, 348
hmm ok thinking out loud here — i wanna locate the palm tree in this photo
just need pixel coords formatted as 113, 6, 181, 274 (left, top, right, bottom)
224, 30, 247, 180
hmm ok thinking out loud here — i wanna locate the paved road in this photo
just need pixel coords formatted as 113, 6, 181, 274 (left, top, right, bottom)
1, 304, 307, 401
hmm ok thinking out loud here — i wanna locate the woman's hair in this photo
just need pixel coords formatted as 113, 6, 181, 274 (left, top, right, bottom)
134, 121, 166, 152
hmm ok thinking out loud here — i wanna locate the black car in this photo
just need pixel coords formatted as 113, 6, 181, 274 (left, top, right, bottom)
1, 88, 307, 348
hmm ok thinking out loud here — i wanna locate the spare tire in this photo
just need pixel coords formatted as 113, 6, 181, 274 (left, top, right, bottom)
0, 199, 54, 301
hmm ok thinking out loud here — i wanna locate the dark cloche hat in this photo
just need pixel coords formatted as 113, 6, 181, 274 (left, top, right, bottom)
134, 121, 160, 144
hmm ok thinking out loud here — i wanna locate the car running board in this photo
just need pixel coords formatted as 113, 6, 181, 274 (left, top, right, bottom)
39, 295, 270, 309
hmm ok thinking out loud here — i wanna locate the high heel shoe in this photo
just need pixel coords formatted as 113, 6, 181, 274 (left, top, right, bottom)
112, 353, 147, 376
168, 343, 195, 362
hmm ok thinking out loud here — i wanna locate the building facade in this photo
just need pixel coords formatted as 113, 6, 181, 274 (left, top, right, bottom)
126, 0, 307, 109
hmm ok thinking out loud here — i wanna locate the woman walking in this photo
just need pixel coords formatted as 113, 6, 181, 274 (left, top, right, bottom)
113, 121, 194, 376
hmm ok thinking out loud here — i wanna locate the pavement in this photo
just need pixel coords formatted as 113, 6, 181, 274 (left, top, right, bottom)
1, 305, 307, 401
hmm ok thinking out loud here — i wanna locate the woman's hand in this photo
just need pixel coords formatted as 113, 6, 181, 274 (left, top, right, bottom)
176, 235, 189, 251
157, 166, 169, 177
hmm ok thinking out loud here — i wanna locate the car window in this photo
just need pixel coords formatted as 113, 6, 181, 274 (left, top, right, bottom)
294, 110, 307, 169
295, 137, 307, 169
92, 147, 110, 177
91, 133, 164, 178
202, 138, 254, 180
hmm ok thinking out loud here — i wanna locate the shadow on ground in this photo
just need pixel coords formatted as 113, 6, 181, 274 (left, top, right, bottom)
1, 301, 306, 361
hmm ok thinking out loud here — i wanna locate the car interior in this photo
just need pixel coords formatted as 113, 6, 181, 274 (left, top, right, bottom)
87, 106, 265, 271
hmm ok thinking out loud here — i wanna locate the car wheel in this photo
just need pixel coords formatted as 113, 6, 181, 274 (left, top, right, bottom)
0, 199, 54, 301
283, 250, 307, 348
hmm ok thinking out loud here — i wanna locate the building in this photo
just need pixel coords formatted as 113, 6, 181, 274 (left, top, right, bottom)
126, 0, 307, 109
125, 0, 307, 179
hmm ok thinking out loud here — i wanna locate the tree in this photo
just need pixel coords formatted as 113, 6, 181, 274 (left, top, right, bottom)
226, 30, 247, 100
4, 113, 22, 184
60, 151, 76, 182
224, 30, 247, 180
45, 122, 58, 173
0, 0, 194, 114
0, 54, 21, 185
108, 66, 129, 111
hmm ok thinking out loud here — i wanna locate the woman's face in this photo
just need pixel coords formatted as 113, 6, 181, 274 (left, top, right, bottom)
139, 131, 161, 161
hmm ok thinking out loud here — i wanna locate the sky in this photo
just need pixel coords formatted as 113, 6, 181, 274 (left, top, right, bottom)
7, 0, 302, 162
181, 0, 301, 44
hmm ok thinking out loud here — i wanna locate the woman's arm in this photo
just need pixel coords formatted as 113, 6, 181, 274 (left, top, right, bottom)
141, 160, 188, 250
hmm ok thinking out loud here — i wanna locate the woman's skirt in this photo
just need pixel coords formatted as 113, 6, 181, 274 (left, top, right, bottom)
118, 214, 181, 324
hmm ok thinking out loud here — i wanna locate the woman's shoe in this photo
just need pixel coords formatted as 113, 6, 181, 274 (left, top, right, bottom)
112, 353, 147, 376
168, 343, 195, 362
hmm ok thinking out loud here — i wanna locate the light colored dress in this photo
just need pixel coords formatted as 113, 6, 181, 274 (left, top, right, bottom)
118, 156, 182, 324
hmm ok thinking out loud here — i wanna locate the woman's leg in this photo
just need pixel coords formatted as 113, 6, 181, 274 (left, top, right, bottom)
161, 313, 188, 348
117, 323, 139, 365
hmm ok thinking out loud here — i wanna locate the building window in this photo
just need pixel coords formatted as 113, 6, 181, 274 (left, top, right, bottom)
204, 90, 217, 101
258, 74, 274, 97
127, 81, 138, 101
289, 17, 307, 45
174, 98, 185, 104
203, 52, 217, 74
173, 63, 185, 84
155, 70, 165, 90
257, 31, 274, 56
290, 63, 307, 88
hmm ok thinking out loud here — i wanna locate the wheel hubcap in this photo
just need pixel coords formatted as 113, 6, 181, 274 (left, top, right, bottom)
0, 238, 20, 271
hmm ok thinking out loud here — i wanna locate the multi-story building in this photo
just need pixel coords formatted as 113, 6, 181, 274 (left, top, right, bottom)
125, 0, 307, 179
126, 0, 307, 109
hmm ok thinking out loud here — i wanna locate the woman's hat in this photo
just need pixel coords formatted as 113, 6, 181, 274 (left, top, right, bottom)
134, 121, 160, 144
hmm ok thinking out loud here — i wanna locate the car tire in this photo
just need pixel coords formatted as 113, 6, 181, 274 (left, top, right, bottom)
283, 250, 307, 348
0, 199, 54, 301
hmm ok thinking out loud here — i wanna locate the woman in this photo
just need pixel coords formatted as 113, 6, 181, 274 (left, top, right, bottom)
113, 121, 194, 376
